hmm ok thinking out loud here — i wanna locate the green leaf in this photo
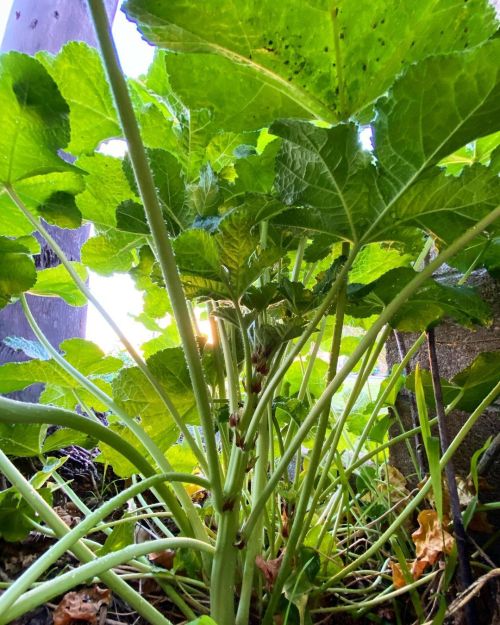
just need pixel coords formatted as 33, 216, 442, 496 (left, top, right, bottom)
174, 199, 286, 299
347, 268, 491, 331
451, 352, 500, 412
0, 237, 36, 309
383, 161, 500, 241
173, 230, 221, 280
37, 191, 82, 229
440, 131, 500, 175
97, 517, 135, 556
96, 423, 145, 477
76, 154, 139, 227
186, 617, 218, 625
82, 229, 143, 275
40, 378, 113, 414
285, 357, 328, 399
116, 200, 150, 234
186, 165, 221, 218
0, 487, 47, 542
42, 428, 95, 453
112, 348, 199, 456
349, 243, 411, 284
124, 0, 496, 123
272, 120, 380, 243
0, 422, 46, 457
39, 42, 120, 155
0, 172, 84, 237
232, 137, 280, 195
374, 40, 500, 202
59, 338, 123, 376
28, 262, 88, 306
0, 52, 72, 184
0, 359, 72, 394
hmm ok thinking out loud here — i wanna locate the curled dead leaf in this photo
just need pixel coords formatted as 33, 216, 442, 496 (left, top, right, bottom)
53, 586, 111, 625
256, 552, 283, 589
379, 465, 410, 502
410, 509, 455, 578
390, 561, 407, 589
149, 549, 176, 569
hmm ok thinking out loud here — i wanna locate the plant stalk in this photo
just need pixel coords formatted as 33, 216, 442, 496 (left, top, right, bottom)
87, 0, 223, 512
426, 328, 475, 625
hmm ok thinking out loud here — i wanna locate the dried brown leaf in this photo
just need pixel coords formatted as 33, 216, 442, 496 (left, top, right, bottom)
410, 509, 455, 577
390, 561, 407, 589
148, 549, 176, 569
53, 586, 111, 625
256, 552, 283, 589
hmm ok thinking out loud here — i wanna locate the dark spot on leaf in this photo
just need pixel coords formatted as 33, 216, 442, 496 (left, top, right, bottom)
440, 30, 444, 35
335, 86, 339, 95
411, 40, 415, 47
339, 33, 344, 39
15, 10, 20, 19
288, 77, 292, 81
30, 18, 38, 28
268, 40, 273, 45
324, 46, 329, 52
54, 10, 59, 18
284, 44, 290, 49
381, 18, 385, 24
464, 27, 468, 33
372, 22, 378, 29
376, 57, 380, 62
335, 7, 339, 16
284, 60, 289, 65
362, 63, 367, 71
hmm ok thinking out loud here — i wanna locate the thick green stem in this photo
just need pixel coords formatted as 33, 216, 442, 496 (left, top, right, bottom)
210, 503, 241, 625
236, 411, 270, 625
87, 0, 223, 512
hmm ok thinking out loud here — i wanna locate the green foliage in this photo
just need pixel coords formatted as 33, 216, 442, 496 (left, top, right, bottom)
0, 2, 499, 625
0, 238, 36, 309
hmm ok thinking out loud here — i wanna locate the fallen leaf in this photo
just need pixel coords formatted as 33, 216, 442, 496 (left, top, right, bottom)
256, 552, 283, 589
410, 510, 454, 578
53, 586, 111, 625
149, 549, 176, 569
390, 561, 407, 589
54, 504, 81, 528
410, 557, 430, 581
378, 465, 410, 502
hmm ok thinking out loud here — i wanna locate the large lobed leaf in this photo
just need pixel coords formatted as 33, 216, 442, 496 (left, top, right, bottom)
0, 53, 72, 185
273, 39, 500, 247
124, 0, 497, 124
